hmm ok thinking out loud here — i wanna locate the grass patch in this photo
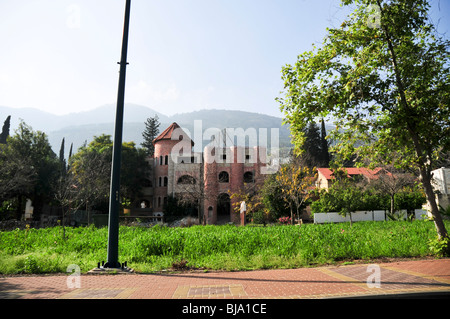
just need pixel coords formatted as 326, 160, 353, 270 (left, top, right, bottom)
0, 220, 448, 274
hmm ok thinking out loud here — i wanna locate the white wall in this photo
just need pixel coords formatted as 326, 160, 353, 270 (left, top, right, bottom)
314, 209, 428, 224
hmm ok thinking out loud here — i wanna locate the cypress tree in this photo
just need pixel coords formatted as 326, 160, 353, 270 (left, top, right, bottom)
68, 143, 73, 160
0, 115, 11, 144
299, 122, 322, 168
320, 118, 330, 167
59, 138, 66, 175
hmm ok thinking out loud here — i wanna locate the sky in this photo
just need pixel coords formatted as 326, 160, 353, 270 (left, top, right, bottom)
0, 0, 448, 119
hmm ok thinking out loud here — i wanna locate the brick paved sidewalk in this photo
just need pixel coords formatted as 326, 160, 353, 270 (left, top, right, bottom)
1, 258, 449, 300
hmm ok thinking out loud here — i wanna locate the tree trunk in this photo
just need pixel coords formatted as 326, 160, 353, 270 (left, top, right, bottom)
378, 7, 448, 240
290, 206, 294, 225
420, 167, 448, 239
390, 194, 395, 216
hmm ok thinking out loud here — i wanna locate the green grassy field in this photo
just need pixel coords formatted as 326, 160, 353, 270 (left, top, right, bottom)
0, 220, 448, 274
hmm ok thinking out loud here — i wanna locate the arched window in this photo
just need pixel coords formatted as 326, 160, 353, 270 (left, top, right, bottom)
243, 171, 254, 183
159, 177, 162, 187
165, 155, 168, 165
160, 156, 163, 165
177, 175, 197, 184
164, 176, 168, 187
218, 171, 229, 183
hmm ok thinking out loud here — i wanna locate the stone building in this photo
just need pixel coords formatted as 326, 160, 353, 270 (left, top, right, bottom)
139, 122, 268, 224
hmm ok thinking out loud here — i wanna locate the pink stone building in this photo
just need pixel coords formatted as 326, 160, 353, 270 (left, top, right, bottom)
144, 122, 268, 224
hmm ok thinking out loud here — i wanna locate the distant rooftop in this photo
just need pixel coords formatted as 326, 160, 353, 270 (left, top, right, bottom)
317, 167, 388, 180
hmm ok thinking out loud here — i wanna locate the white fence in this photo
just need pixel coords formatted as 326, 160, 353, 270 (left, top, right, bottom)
313, 209, 429, 224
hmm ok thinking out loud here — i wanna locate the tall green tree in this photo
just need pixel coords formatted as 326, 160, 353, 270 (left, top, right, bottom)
59, 138, 67, 176
302, 122, 322, 168
0, 144, 36, 203
142, 115, 160, 157
0, 115, 11, 144
1, 121, 60, 218
278, 0, 449, 239
293, 121, 331, 168
320, 119, 330, 167
261, 172, 290, 220
70, 135, 150, 212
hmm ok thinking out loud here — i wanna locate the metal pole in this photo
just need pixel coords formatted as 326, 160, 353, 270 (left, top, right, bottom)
105, 0, 131, 269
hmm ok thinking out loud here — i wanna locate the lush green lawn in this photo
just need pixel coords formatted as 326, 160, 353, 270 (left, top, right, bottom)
0, 220, 448, 274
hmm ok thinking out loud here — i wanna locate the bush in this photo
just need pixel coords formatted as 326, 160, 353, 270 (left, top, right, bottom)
311, 185, 426, 214
428, 236, 450, 257
163, 195, 198, 222
251, 211, 269, 224
394, 189, 427, 212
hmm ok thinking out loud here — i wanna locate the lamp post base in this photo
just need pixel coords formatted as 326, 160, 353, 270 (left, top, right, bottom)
89, 261, 134, 274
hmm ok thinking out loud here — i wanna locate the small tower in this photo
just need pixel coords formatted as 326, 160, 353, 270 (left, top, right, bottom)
152, 123, 193, 213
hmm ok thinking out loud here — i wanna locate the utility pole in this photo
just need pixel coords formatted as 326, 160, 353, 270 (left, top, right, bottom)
104, 0, 131, 269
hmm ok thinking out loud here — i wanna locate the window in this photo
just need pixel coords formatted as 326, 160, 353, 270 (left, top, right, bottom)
160, 156, 163, 165
177, 175, 197, 184
164, 176, 168, 187
218, 171, 229, 183
243, 171, 254, 183
178, 156, 196, 164
165, 155, 168, 165
159, 177, 162, 187
158, 197, 161, 207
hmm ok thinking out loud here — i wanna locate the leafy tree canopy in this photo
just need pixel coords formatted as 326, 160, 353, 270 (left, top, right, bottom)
278, 0, 449, 238
69, 135, 150, 210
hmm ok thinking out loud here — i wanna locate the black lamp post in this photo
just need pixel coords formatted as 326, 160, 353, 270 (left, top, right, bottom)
104, 0, 131, 269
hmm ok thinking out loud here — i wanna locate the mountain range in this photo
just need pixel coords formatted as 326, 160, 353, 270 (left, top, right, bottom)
0, 104, 293, 156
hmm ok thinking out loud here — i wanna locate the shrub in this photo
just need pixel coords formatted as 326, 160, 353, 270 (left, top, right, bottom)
311, 185, 425, 214
278, 216, 292, 225
251, 211, 269, 224
428, 236, 450, 257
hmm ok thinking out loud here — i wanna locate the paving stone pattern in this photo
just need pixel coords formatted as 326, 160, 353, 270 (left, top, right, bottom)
1, 259, 449, 299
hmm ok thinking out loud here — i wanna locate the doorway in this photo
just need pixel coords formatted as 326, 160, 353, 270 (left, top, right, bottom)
217, 193, 231, 224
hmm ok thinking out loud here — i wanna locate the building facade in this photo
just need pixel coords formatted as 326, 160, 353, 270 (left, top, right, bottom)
140, 122, 267, 224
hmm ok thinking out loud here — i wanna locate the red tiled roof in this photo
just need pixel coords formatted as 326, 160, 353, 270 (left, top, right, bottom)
317, 167, 387, 180
153, 122, 194, 145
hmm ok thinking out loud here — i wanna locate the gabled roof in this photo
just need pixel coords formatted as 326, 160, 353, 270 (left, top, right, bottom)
152, 122, 194, 145
317, 167, 388, 180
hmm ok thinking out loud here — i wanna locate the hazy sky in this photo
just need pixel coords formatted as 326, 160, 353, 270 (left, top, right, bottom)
0, 0, 448, 118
